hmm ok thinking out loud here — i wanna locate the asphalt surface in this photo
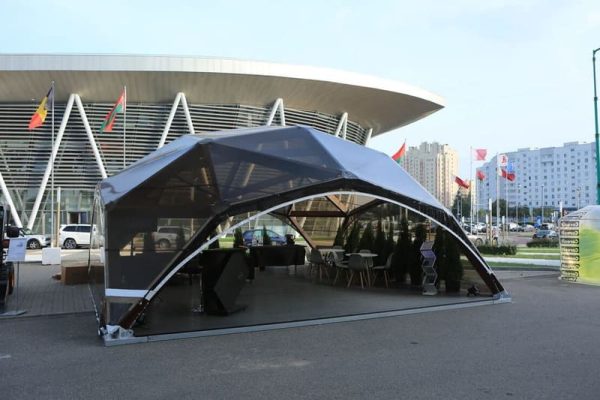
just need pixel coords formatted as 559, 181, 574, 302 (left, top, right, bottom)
1, 274, 599, 399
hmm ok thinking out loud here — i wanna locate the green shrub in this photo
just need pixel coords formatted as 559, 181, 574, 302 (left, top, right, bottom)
344, 223, 360, 254
262, 225, 272, 246
476, 244, 517, 255
358, 222, 375, 252
526, 238, 559, 248
233, 228, 244, 248
333, 225, 345, 247
392, 216, 411, 283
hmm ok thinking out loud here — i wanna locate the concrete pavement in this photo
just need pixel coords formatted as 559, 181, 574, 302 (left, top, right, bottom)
1, 273, 599, 399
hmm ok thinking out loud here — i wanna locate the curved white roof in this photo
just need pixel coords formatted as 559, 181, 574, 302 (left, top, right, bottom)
0, 54, 444, 136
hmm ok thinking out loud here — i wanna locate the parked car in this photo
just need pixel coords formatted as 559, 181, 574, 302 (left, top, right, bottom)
517, 223, 535, 232
532, 229, 558, 239
242, 229, 286, 246
5, 227, 51, 249
151, 226, 192, 249
59, 224, 95, 249
467, 233, 484, 246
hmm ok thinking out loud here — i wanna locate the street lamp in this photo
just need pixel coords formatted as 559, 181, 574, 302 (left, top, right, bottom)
541, 184, 545, 224
594, 47, 600, 204
516, 184, 521, 224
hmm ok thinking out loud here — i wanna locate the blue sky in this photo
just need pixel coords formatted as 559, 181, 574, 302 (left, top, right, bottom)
2, 0, 599, 177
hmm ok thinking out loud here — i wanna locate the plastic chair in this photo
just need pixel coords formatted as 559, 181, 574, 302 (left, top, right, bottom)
308, 249, 329, 281
347, 254, 368, 289
330, 251, 349, 286
372, 254, 392, 288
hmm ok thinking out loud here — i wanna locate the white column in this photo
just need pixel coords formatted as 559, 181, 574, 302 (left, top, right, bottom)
266, 98, 285, 126
158, 93, 182, 148
74, 95, 107, 179
363, 128, 373, 145
334, 112, 348, 139
28, 94, 76, 230
0, 171, 22, 227
180, 93, 196, 135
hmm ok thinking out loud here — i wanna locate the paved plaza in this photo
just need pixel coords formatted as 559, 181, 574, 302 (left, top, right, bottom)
1, 267, 599, 399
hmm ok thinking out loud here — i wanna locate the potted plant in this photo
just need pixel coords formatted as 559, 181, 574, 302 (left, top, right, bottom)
233, 228, 244, 248
444, 231, 463, 292
358, 222, 375, 252
432, 225, 446, 289
261, 225, 272, 246
392, 216, 411, 283
409, 224, 426, 286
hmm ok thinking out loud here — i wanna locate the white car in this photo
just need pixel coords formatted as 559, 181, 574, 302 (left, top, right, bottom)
59, 224, 95, 249
151, 226, 192, 249
9, 227, 51, 249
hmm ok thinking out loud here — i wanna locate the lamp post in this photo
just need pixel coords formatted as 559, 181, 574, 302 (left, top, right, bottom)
594, 47, 600, 204
516, 184, 520, 224
541, 184, 545, 224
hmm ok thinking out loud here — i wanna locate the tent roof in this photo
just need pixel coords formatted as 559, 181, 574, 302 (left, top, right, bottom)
99, 125, 446, 213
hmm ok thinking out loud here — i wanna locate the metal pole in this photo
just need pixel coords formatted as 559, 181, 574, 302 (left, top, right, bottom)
51, 81, 55, 246
541, 185, 545, 224
594, 48, 600, 204
123, 85, 127, 169
496, 154, 500, 245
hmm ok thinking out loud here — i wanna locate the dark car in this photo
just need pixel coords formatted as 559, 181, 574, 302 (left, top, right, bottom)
242, 229, 286, 246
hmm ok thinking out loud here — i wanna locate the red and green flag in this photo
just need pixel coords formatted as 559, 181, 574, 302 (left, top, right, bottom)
476, 169, 486, 181
455, 176, 470, 189
391, 141, 406, 163
99, 89, 126, 133
28, 86, 54, 130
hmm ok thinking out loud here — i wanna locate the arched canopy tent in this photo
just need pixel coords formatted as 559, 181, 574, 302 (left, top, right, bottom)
90, 125, 506, 339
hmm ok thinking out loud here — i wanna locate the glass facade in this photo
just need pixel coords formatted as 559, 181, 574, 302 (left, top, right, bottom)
0, 101, 369, 233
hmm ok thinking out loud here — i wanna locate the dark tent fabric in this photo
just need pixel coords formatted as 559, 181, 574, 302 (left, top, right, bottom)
90, 125, 505, 332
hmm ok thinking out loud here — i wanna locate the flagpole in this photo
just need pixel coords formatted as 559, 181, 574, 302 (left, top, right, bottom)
123, 85, 127, 170
50, 80, 55, 246
496, 153, 500, 246
469, 146, 473, 226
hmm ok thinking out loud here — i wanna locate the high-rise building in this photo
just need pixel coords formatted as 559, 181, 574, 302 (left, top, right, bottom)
401, 142, 459, 208
475, 142, 597, 217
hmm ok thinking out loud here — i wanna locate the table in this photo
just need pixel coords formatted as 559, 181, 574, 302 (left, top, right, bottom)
249, 245, 306, 272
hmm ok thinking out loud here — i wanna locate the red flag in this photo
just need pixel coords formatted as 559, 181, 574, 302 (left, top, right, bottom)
28, 86, 54, 130
473, 148, 487, 161
392, 141, 406, 163
476, 170, 486, 181
500, 168, 516, 182
100, 89, 126, 133
455, 176, 470, 189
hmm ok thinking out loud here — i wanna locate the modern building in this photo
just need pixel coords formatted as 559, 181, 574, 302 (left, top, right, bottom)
400, 142, 459, 208
0, 54, 445, 233
476, 142, 597, 218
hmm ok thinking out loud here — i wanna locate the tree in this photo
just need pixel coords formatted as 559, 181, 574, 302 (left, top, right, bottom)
233, 228, 244, 248
409, 224, 427, 286
333, 224, 345, 247
344, 223, 360, 254
432, 225, 446, 287
358, 222, 375, 252
262, 225, 272, 246
392, 216, 411, 283
444, 230, 463, 292
373, 219, 386, 264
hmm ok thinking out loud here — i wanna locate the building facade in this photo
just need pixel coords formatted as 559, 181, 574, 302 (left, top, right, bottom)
476, 142, 597, 217
400, 142, 459, 208
0, 54, 444, 233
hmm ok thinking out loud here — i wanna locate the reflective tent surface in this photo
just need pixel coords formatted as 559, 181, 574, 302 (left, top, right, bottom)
89, 125, 506, 340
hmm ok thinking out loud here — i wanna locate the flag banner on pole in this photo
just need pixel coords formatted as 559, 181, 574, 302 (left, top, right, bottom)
455, 176, 470, 189
476, 169, 486, 181
500, 168, 516, 181
497, 153, 508, 167
28, 86, 54, 130
473, 148, 487, 161
391, 141, 406, 163
100, 90, 126, 133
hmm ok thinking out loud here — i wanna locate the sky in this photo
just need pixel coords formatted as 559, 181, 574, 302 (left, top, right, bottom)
2, 0, 599, 178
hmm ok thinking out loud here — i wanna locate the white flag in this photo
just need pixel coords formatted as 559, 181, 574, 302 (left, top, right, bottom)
497, 154, 508, 167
